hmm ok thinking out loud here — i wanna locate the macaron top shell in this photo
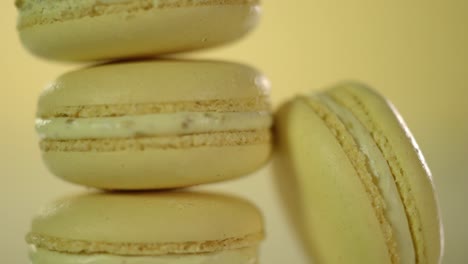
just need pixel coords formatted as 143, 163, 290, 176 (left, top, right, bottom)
37, 60, 270, 118
16, 0, 260, 61
274, 83, 442, 264
27, 191, 264, 255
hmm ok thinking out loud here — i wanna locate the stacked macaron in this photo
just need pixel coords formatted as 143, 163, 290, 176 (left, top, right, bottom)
17, 0, 269, 263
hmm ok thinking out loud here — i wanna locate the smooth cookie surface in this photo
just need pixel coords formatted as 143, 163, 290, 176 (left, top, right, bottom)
27, 191, 264, 263
17, 0, 261, 61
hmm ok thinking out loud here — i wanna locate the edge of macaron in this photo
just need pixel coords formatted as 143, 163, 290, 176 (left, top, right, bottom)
16, 0, 260, 29
327, 82, 443, 264
26, 231, 265, 256
298, 93, 400, 263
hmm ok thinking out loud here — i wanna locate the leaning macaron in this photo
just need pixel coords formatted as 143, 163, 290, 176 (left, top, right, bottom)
27, 191, 265, 264
274, 82, 443, 264
36, 60, 272, 190
16, 0, 260, 62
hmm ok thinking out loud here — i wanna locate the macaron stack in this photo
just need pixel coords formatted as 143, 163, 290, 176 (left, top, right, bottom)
17, 1, 445, 263
16, 0, 269, 263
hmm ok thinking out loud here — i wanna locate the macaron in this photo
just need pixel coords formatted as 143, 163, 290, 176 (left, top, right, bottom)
36, 60, 272, 190
16, 0, 260, 62
274, 83, 443, 264
26, 191, 265, 264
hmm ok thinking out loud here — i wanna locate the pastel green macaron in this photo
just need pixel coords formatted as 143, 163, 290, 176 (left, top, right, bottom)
36, 60, 272, 190
274, 83, 443, 264
16, 0, 260, 62
26, 191, 265, 264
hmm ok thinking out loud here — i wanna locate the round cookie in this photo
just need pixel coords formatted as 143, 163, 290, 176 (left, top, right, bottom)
16, 0, 261, 62
36, 60, 272, 190
26, 191, 265, 264
274, 82, 443, 264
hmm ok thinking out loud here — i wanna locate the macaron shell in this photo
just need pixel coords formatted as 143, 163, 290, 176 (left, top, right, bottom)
30, 247, 260, 264
18, 2, 260, 61
27, 191, 264, 255
274, 98, 392, 264
328, 84, 443, 264
37, 60, 270, 117
42, 142, 271, 190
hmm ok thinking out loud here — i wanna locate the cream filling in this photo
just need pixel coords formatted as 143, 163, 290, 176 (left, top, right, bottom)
319, 94, 415, 263
29, 246, 259, 264
36, 112, 272, 140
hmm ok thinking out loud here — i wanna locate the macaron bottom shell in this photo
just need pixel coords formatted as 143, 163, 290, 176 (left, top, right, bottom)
42, 143, 271, 190
19, 4, 260, 61
30, 247, 260, 264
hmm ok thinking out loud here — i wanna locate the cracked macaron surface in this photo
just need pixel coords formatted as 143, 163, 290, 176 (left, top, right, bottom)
36, 60, 272, 190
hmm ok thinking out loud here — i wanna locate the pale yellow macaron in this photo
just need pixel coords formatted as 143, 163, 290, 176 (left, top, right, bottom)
26, 191, 265, 264
16, 0, 260, 62
274, 82, 443, 264
36, 60, 272, 190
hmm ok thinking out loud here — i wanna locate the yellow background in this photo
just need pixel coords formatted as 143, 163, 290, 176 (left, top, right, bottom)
1, 1, 467, 263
